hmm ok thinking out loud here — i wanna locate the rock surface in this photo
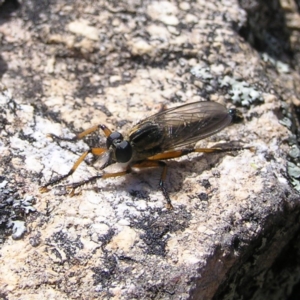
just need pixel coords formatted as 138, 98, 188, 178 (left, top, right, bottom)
0, 1, 300, 299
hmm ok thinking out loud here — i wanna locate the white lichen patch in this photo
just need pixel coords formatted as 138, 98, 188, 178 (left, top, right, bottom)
220, 76, 263, 106
190, 65, 214, 81
262, 53, 290, 73
10, 220, 27, 240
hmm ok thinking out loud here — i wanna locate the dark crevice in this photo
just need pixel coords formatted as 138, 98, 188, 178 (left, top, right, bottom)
237, 0, 294, 65
0, 0, 20, 22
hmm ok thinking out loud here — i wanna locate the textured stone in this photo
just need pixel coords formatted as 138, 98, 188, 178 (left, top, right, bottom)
0, 1, 300, 299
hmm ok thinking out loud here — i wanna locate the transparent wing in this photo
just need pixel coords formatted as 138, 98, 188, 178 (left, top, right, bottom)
132, 101, 234, 151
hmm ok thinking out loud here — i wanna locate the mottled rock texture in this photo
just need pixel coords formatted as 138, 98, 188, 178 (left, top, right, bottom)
1, 1, 300, 299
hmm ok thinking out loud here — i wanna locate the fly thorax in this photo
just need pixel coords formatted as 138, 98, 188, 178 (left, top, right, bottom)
129, 122, 164, 152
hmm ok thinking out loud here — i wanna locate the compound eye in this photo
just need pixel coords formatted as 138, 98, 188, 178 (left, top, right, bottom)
228, 108, 243, 124
106, 132, 123, 149
115, 141, 132, 163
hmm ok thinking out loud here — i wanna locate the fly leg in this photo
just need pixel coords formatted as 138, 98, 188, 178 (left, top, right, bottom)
66, 168, 132, 196
133, 160, 173, 209
47, 124, 113, 142
40, 124, 114, 192
142, 146, 254, 208
69, 160, 173, 208
147, 145, 254, 161
40, 147, 107, 193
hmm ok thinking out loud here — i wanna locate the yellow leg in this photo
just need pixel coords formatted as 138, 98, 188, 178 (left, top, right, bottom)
147, 145, 254, 161
67, 169, 131, 196
47, 124, 113, 141
40, 147, 107, 192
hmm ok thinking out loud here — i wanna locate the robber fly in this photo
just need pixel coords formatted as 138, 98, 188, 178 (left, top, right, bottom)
40, 101, 252, 208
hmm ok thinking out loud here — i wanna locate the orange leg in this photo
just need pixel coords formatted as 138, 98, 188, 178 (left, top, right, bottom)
67, 168, 132, 196
64, 159, 174, 208
43, 157, 174, 209
41, 124, 115, 192
47, 124, 113, 141
147, 145, 254, 161
65, 160, 173, 209
40, 147, 107, 192
140, 145, 254, 208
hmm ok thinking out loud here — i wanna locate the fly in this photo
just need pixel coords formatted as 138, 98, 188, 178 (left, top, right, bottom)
40, 101, 252, 208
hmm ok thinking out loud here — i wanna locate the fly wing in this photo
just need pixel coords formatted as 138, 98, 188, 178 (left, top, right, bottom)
139, 101, 234, 151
